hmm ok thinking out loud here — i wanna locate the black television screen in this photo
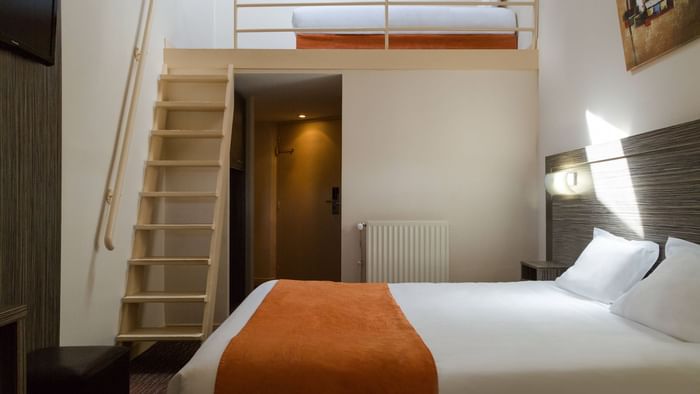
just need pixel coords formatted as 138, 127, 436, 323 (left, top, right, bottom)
0, 0, 58, 65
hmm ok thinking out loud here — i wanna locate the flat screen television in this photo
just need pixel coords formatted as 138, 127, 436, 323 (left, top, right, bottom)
0, 0, 58, 65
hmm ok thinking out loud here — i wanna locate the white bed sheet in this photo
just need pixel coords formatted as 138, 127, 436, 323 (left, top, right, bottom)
291, 6, 517, 34
168, 281, 700, 394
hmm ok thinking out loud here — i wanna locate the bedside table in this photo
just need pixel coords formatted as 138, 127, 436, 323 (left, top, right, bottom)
521, 261, 569, 281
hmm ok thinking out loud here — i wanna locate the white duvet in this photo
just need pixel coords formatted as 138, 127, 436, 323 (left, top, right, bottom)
292, 6, 517, 34
168, 281, 700, 394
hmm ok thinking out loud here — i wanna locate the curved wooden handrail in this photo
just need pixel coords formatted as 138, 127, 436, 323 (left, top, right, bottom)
104, 0, 155, 250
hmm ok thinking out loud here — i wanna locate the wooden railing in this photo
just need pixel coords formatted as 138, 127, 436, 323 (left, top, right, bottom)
234, 0, 539, 49
104, 0, 155, 250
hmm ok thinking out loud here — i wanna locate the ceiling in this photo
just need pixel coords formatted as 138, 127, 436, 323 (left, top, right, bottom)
235, 73, 342, 122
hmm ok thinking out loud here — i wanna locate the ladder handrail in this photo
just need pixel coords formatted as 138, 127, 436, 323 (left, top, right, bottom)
202, 65, 236, 339
104, 0, 155, 251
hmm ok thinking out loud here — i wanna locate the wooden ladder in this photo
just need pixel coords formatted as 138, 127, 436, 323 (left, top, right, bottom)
117, 65, 235, 345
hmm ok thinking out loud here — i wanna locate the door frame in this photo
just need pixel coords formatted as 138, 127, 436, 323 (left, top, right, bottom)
237, 71, 343, 295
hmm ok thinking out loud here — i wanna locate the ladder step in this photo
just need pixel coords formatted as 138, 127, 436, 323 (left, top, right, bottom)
123, 292, 207, 303
155, 101, 225, 111
117, 326, 204, 342
167, 67, 228, 75
152, 130, 223, 139
134, 224, 214, 231
129, 257, 211, 266
147, 160, 221, 167
160, 74, 228, 83
117, 66, 233, 346
140, 192, 218, 198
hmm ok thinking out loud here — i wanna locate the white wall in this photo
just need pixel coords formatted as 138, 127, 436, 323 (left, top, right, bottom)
537, 0, 700, 257
235, 0, 335, 49
168, 1, 217, 48
61, 0, 217, 346
343, 70, 540, 282
215, 0, 235, 48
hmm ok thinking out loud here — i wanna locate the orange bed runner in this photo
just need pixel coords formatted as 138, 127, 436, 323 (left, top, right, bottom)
296, 33, 518, 49
214, 280, 438, 394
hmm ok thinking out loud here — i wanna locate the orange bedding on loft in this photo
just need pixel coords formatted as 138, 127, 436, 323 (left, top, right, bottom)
296, 33, 518, 49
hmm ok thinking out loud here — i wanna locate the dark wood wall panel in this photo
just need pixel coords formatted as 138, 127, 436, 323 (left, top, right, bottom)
0, 6, 61, 352
546, 119, 700, 267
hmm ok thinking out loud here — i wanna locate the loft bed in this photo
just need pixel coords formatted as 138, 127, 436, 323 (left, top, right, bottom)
162, 1, 539, 73
292, 5, 518, 49
234, 0, 538, 51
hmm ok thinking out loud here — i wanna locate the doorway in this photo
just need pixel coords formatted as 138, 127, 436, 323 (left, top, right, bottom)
276, 117, 341, 280
236, 73, 342, 289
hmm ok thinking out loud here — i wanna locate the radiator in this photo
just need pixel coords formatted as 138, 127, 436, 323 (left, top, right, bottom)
361, 221, 449, 283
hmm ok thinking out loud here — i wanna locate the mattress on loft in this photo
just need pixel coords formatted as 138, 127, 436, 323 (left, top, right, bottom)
292, 6, 518, 49
291, 5, 518, 35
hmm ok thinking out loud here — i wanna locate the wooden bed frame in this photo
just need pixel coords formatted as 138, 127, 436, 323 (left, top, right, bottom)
296, 33, 518, 50
546, 118, 700, 267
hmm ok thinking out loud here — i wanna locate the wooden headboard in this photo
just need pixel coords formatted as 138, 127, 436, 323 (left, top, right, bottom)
546, 119, 700, 266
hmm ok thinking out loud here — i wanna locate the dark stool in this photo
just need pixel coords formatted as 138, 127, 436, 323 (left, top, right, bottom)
28, 346, 129, 394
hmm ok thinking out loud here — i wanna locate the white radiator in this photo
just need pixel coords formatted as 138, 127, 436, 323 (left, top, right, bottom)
360, 221, 449, 283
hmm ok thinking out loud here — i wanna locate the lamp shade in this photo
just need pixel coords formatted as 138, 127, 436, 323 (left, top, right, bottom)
545, 171, 579, 195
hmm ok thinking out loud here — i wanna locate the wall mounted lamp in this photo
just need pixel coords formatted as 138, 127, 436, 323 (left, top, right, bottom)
545, 170, 580, 196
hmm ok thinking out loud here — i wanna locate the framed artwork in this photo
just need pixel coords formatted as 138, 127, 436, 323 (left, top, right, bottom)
616, 0, 700, 70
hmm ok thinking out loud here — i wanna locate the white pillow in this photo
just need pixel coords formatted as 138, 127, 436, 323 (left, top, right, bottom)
665, 236, 700, 259
555, 228, 659, 303
611, 238, 700, 342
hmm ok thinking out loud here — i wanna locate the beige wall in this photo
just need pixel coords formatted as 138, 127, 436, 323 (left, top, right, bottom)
253, 122, 278, 285
342, 70, 540, 282
62, 0, 166, 346
537, 0, 700, 257
61, 0, 218, 346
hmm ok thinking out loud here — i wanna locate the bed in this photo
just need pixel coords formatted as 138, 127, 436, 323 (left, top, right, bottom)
168, 279, 700, 394
292, 5, 519, 49
168, 120, 700, 394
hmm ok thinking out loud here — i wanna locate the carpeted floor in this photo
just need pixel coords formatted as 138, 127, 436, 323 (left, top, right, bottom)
130, 342, 200, 394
